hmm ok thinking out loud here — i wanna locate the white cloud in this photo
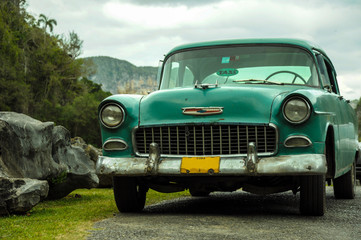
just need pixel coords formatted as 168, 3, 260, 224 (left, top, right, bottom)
103, 2, 217, 29
338, 72, 361, 100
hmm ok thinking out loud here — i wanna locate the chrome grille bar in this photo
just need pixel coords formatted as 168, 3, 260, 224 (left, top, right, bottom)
264, 126, 267, 153
219, 126, 222, 155
193, 126, 196, 154
168, 127, 171, 154
211, 126, 214, 155
202, 126, 205, 155
160, 127, 163, 153
228, 125, 231, 154
176, 126, 179, 155
237, 125, 240, 154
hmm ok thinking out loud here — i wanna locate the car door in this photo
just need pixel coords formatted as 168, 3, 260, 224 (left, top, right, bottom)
316, 53, 356, 176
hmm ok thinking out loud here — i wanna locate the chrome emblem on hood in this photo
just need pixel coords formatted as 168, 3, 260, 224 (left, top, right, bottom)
182, 107, 224, 116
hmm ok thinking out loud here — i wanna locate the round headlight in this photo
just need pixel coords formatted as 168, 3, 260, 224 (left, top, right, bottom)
100, 103, 125, 128
283, 97, 310, 124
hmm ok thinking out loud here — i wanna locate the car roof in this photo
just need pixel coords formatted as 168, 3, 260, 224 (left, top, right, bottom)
166, 38, 327, 57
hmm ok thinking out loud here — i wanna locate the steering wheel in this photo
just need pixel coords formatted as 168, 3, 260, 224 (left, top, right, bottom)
266, 71, 307, 84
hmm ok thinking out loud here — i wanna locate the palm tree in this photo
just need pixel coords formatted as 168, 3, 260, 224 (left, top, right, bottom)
37, 14, 57, 33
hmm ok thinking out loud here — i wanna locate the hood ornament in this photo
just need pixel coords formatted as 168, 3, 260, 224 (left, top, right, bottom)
194, 80, 218, 89
182, 107, 224, 116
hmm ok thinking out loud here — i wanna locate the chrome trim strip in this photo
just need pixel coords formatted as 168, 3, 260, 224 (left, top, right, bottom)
314, 111, 336, 116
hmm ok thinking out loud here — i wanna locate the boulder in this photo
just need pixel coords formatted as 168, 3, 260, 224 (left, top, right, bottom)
48, 126, 99, 199
71, 137, 112, 188
0, 112, 65, 179
0, 112, 99, 215
0, 177, 49, 215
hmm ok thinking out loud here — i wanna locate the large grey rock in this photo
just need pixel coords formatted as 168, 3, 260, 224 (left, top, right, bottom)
0, 112, 99, 215
48, 126, 99, 199
0, 112, 65, 179
0, 177, 49, 215
71, 137, 112, 188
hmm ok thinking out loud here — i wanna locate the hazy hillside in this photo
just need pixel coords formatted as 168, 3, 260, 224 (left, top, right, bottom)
85, 56, 158, 94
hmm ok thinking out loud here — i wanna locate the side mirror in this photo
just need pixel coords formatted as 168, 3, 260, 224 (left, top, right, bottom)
323, 85, 332, 93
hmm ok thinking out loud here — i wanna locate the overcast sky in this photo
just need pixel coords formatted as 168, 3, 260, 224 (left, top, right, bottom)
26, 0, 361, 100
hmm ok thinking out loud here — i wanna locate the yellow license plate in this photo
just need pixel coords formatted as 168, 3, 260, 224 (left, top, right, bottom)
181, 156, 220, 174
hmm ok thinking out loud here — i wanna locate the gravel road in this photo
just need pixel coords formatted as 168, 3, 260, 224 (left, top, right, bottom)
88, 186, 361, 240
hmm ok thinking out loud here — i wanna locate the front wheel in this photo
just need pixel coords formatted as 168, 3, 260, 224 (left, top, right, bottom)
113, 177, 148, 213
300, 175, 326, 216
333, 161, 356, 199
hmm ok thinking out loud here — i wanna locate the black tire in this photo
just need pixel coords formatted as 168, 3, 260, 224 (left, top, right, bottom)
300, 174, 326, 216
113, 177, 147, 213
189, 188, 210, 197
333, 161, 356, 199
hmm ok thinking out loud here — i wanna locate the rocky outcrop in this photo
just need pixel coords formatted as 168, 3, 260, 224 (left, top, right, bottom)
0, 112, 99, 215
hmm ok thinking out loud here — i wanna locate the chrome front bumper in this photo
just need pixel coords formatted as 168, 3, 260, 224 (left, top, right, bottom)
96, 143, 327, 176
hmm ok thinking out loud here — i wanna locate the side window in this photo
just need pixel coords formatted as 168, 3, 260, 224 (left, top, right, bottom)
164, 63, 195, 88
168, 62, 179, 89
323, 59, 339, 94
315, 54, 331, 88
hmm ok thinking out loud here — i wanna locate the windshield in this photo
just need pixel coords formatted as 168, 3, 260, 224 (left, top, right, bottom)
160, 45, 319, 89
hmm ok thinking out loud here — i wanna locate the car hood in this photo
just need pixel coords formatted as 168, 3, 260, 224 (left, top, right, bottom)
139, 85, 297, 126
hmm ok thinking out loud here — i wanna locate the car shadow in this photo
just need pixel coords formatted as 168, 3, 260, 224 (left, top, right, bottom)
130, 187, 347, 217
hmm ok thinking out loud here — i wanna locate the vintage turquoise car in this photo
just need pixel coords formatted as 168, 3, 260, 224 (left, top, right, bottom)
96, 39, 358, 216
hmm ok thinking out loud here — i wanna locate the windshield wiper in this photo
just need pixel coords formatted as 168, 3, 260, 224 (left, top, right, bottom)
233, 79, 284, 85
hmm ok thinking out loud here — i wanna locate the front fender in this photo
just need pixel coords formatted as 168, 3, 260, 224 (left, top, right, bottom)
99, 94, 143, 157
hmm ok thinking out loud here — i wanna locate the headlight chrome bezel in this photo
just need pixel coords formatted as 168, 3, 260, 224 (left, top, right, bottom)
99, 103, 125, 129
282, 96, 311, 124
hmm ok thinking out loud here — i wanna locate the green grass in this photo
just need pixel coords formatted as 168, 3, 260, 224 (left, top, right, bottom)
0, 188, 190, 240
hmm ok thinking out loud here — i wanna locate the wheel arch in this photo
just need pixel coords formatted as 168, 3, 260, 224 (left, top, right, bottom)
325, 125, 336, 179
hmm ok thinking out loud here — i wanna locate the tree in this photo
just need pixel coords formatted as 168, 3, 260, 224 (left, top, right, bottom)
0, 0, 31, 113
37, 13, 57, 33
60, 31, 84, 59
0, 0, 112, 146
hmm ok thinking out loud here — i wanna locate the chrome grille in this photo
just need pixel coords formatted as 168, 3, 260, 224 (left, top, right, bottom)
134, 124, 277, 156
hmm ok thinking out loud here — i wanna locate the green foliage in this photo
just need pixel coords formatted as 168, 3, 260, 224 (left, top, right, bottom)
0, 188, 190, 240
49, 171, 67, 185
0, 0, 111, 146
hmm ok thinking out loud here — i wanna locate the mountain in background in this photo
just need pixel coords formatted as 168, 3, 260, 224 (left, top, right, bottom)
85, 56, 158, 94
